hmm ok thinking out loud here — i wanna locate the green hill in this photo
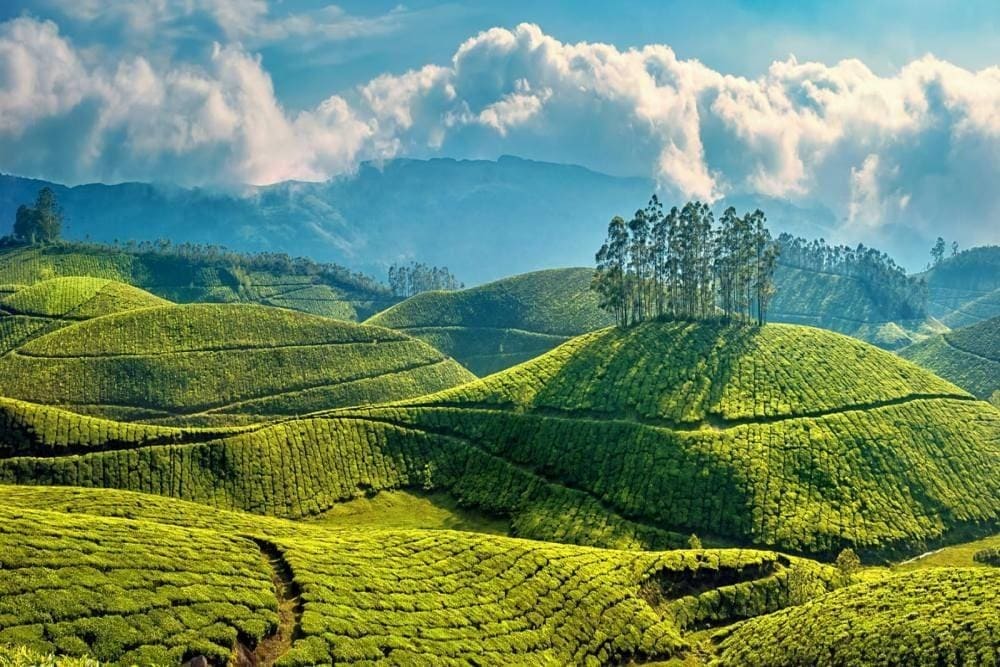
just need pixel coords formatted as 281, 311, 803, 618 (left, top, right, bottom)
0, 243, 395, 321
922, 246, 1000, 327
899, 316, 1000, 401
3, 322, 996, 559
0, 304, 474, 425
366, 268, 614, 375
0, 276, 171, 355
0, 484, 842, 666
769, 264, 943, 349
714, 568, 1000, 666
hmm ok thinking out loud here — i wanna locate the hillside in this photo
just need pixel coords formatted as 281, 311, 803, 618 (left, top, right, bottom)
3, 321, 996, 559
0, 243, 394, 320
769, 264, 943, 349
922, 245, 1000, 327
0, 485, 844, 666
0, 304, 475, 425
899, 316, 1000, 401
366, 268, 614, 375
0, 276, 170, 354
714, 568, 1000, 665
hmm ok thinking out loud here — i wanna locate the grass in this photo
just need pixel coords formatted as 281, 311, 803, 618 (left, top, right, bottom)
0, 303, 475, 424
366, 267, 614, 374
893, 533, 1000, 571
0, 485, 844, 666
712, 567, 1000, 666
0, 243, 396, 321
899, 315, 1000, 399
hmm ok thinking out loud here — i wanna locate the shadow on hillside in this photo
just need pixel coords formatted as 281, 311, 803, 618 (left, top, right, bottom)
528, 319, 761, 423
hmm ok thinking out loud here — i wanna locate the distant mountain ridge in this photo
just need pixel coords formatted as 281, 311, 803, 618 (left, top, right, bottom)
0, 157, 838, 285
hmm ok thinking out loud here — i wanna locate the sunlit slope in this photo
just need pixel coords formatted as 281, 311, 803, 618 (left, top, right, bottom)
0, 244, 395, 320
0, 485, 842, 666
2, 322, 996, 556
366, 268, 614, 375
899, 316, 1000, 400
0, 276, 170, 354
0, 303, 474, 424
769, 264, 942, 349
714, 568, 1000, 666
365, 322, 999, 556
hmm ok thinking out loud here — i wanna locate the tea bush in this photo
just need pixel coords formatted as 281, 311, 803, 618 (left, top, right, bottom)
900, 315, 1000, 399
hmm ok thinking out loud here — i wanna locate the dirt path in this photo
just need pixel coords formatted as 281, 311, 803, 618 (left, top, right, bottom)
233, 538, 303, 667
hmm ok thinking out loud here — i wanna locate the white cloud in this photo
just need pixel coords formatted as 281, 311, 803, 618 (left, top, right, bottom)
0, 18, 998, 249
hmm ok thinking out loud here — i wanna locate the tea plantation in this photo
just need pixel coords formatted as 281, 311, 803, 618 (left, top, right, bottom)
0, 244, 395, 321
899, 315, 1000, 400
366, 268, 614, 375
923, 245, 1000, 327
0, 304, 475, 425
714, 567, 1000, 666
0, 485, 845, 666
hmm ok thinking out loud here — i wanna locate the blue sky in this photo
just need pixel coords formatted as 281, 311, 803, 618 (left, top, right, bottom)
0, 0, 998, 252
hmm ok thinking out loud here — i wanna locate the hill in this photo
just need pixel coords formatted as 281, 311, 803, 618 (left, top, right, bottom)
0, 276, 170, 354
714, 567, 999, 665
899, 316, 1000, 402
3, 322, 996, 558
366, 268, 614, 375
922, 245, 1000, 327
0, 484, 842, 666
1, 160, 842, 284
0, 304, 475, 425
0, 243, 394, 320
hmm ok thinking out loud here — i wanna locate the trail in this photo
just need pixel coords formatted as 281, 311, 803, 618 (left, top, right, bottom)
233, 538, 303, 667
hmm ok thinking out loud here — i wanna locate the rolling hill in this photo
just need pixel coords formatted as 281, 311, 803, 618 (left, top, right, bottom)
899, 315, 1000, 402
2, 321, 996, 559
0, 484, 843, 666
0, 303, 475, 425
922, 245, 1000, 327
0, 276, 170, 354
366, 268, 614, 375
0, 243, 394, 321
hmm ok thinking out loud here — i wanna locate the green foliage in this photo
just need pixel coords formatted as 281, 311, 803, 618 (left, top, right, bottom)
0, 303, 474, 424
0, 645, 99, 667
367, 268, 614, 375
0, 503, 278, 665
899, 316, 1000, 399
0, 243, 395, 321
0, 277, 168, 320
687, 534, 702, 550
0, 485, 842, 666
12, 188, 62, 244
974, 548, 1000, 567
714, 568, 1000, 666
835, 547, 861, 575
923, 245, 1000, 327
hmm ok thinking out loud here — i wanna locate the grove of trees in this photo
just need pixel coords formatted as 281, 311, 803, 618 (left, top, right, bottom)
592, 196, 779, 327
388, 262, 462, 297
13, 187, 62, 244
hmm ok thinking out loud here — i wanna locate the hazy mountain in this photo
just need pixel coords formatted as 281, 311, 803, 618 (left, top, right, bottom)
0, 156, 837, 284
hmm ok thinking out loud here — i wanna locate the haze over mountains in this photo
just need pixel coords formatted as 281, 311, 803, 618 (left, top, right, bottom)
1, 156, 847, 284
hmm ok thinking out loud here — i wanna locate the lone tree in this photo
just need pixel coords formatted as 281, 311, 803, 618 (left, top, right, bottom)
14, 187, 63, 244
930, 237, 946, 267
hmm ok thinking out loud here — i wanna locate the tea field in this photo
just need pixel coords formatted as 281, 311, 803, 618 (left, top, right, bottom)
899, 315, 1000, 400
367, 268, 614, 375
0, 304, 475, 425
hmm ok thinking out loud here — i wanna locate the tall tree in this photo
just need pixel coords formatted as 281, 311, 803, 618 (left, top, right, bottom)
930, 237, 946, 266
12, 187, 62, 244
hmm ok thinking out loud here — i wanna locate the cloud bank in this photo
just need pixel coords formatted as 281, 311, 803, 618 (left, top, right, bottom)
1, 18, 998, 249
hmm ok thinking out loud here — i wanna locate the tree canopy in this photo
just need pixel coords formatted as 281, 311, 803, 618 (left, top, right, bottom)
13, 187, 62, 244
592, 196, 779, 327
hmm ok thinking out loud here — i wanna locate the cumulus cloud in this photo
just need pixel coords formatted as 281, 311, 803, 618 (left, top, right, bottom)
0, 18, 998, 249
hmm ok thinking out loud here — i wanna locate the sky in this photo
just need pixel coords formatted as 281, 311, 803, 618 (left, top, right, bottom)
0, 0, 999, 252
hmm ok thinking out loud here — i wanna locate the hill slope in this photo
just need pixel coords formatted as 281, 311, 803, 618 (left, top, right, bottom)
3, 322, 996, 558
0, 485, 842, 666
0, 304, 475, 424
922, 246, 1000, 327
0, 276, 170, 354
899, 316, 1000, 401
366, 268, 614, 374
0, 243, 394, 320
